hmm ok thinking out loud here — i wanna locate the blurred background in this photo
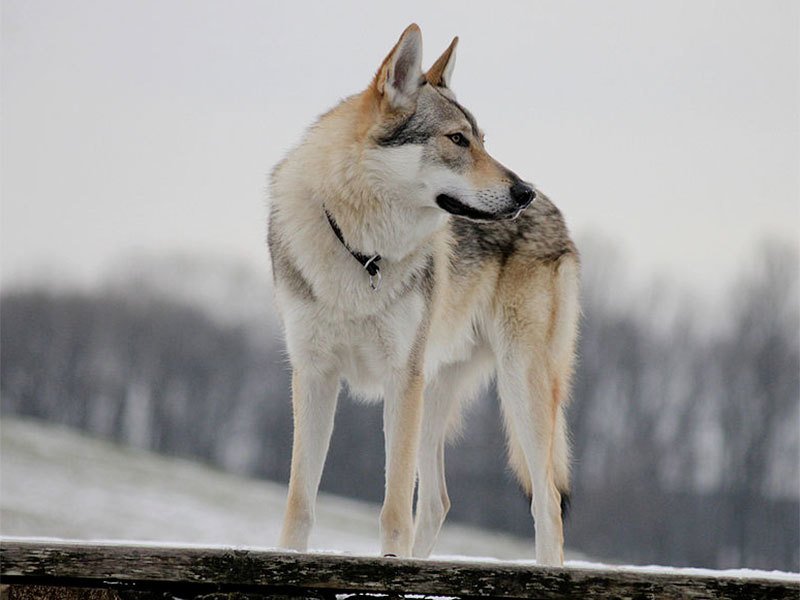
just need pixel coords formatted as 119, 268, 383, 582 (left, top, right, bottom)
1, 0, 798, 570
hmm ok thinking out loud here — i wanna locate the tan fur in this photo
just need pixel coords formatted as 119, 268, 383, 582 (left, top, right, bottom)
380, 370, 425, 554
373, 24, 419, 94
467, 151, 504, 188
426, 36, 459, 86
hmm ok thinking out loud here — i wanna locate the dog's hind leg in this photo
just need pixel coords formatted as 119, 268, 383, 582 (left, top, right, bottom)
496, 353, 564, 566
493, 255, 579, 567
279, 367, 340, 552
413, 351, 493, 558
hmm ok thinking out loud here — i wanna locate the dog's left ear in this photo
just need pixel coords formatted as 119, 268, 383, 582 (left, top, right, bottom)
426, 36, 458, 88
374, 24, 424, 111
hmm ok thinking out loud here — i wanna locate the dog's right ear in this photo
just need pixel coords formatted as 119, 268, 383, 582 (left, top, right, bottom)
373, 24, 423, 112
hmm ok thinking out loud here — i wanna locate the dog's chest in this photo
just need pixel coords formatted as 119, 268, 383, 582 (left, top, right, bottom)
288, 287, 427, 398
343, 293, 426, 397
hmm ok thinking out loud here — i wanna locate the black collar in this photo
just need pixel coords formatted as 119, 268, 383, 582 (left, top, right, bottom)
324, 208, 382, 290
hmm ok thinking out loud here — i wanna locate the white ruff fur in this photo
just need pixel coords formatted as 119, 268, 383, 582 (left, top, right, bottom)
270, 129, 449, 394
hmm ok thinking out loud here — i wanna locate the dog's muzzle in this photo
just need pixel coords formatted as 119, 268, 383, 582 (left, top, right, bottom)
436, 183, 536, 222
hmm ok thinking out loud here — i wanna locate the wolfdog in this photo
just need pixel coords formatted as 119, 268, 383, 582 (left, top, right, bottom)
268, 24, 579, 566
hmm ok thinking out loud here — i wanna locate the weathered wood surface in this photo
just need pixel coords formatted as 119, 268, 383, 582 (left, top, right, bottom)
1, 540, 797, 600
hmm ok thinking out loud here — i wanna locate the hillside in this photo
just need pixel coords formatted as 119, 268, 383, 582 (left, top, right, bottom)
0, 416, 541, 559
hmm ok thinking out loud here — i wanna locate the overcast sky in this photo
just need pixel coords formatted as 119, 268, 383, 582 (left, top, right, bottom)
2, 1, 798, 298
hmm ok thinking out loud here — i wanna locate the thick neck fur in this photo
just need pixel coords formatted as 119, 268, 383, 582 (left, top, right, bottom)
276, 92, 448, 264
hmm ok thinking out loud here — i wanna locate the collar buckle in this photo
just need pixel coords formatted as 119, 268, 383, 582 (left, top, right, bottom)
324, 207, 383, 292
364, 255, 382, 291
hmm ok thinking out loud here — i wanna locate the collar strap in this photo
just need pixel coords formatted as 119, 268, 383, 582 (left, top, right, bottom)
324, 208, 382, 290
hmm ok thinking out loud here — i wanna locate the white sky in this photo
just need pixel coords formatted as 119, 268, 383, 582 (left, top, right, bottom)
2, 1, 798, 298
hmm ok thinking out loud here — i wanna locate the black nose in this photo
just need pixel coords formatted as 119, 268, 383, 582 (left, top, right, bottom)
510, 181, 535, 207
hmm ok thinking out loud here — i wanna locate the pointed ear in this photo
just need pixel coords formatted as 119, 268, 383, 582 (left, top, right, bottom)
426, 36, 458, 88
374, 24, 424, 111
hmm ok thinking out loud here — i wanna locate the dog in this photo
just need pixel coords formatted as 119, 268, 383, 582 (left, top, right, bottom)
267, 24, 579, 566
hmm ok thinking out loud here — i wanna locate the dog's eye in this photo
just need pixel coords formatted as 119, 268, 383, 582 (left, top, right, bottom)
446, 133, 469, 148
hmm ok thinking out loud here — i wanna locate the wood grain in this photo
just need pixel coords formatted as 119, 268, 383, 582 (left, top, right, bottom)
1, 540, 797, 600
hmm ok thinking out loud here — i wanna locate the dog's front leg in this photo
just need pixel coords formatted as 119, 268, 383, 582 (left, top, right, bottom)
380, 372, 425, 557
279, 367, 340, 552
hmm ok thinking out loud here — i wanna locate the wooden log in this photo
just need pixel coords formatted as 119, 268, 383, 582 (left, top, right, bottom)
1, 539, 797, 600
1, 584, 319, 600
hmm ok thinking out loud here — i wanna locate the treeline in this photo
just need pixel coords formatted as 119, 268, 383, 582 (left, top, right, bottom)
1, 241, 797, 570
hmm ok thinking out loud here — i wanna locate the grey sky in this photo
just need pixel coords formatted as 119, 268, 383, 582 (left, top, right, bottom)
2, 1, 798, 297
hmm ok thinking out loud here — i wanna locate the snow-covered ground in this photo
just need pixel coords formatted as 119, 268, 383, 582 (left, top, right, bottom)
0, 416, 539, 558
2, 416, 798, 583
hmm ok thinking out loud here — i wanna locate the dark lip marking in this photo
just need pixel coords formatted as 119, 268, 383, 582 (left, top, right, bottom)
436, 193, 535, 222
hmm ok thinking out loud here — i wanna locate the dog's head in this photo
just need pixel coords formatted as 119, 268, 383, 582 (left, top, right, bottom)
362, 24, 535, 221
